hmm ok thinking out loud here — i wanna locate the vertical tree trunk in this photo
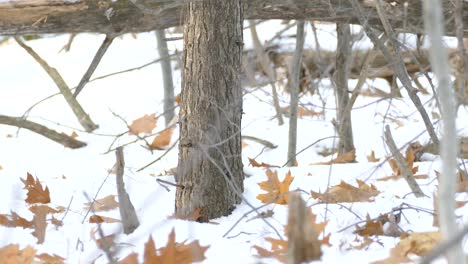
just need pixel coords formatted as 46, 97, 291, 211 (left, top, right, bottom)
334, 23, 355, 155
156, 29, 175, 127
286, 21, 305, 167
175, 0, 244, 221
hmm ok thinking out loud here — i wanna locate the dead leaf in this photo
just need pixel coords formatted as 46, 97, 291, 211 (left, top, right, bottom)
91, 228, 116, 251
120, 229, 209, 264
354, 214, 384, 237
0, 165, 3, 170
248, 158, 279, 168
367, 150, 380, 162
29, 205, 48, 244
253, 237, 287, 263
281, 106, 323, 118
50, 216, 63, 228
70, 131, 79, 139
150, 127, 174, 150
84, 195, 119, 212
0, 244, 36, 264
377, 174, 428, 181
175, 94, 181, 104
21, 173, 51, 204
387, 148, 418, 177
0, 211, 33, 228
36, 253, 65, 264
257, 170, 294, 204
435, 170, 468, 192
311, 180, 380, 203
313, 149, 356, 165
373, 232, 441, 264
241, 141, 248, 148
129, 114, 157, 135
89, 215, 121, 224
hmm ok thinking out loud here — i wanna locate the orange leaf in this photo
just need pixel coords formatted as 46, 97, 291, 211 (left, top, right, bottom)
89, 215, 120, 224
313, 150, 356, 165
367, 150, 380, 162
150, 127, 174, 150
253, 237, 287, 263
248, 158, 278, 168
311, 180, 380, 203
142, 229, 209, 264
0, 211, 33, 228
256, 170, 294, 204
21, 173, 51, 204
129, 114, 157, 135
354, 215, 384, 237
84, 195, 119, 212
0, 244, 36, 264
70, 131, 79, 139
36, 253, 65, 264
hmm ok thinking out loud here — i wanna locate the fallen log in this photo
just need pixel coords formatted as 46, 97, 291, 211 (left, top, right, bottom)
0, 0, 466, 37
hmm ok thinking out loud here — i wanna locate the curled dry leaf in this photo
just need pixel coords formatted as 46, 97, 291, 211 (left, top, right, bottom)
21, 173, 51, 204
373, 232, 441, 264
84, 195, 119, 212
256, 170, 294, 204
366, 150, 380, 162
150, 127, 174, 150
128, 114, 157, 135
311, 180, 380, 203
120, 228, 209, 264
313, 149, 356, 165
0, 211, 33, 228
0, 244, 36, 264
89, 214, 121, 224
248, 157, 279, 168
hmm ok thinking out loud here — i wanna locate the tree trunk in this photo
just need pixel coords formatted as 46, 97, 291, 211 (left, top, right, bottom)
156, 29, 175, 127
334, 23, 355, 155
175, 0, 244, 221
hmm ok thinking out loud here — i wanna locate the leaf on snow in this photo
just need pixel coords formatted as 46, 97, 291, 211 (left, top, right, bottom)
256, 170, 294, 204
0, 211, 33, 228
128, 114, 157, 135
385, 148, 419, 179
313, 149, 356, 165
84, 195, 119, 212
21, 173, 51, 204
168, 208, 203, 222
36, 253, 65, 264
89, 214, 121, 224
150, 127, 175, 150
253, 237, 287, 263
372, 232, 441, 264
0, 244, 36, 264
366, 150, 380, 162
354, 214, 384, 237
311, 180, 380, 203
248, 157, 279, 168
120, 229, 209, 264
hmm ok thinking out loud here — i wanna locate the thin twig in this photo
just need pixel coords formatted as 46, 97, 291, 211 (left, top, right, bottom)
14, 37, 98, 132
74, 34, 115, 97
137, 139, 179, 172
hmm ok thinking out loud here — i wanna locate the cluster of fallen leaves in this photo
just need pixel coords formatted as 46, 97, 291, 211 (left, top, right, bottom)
128, 113, 175, 150
378, 148, 428, 181
0, 173, 65, 263
118, 229, 209, 264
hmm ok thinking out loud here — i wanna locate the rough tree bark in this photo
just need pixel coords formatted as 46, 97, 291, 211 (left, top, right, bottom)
175, 0, 244, 221
334, 23, 355, 155
1, 0, 468, 37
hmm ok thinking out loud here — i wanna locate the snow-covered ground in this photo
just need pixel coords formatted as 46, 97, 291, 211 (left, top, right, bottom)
0, 22, 467, 263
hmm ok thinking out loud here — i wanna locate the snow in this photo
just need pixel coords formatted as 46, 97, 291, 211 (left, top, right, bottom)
0, 25, 467, 263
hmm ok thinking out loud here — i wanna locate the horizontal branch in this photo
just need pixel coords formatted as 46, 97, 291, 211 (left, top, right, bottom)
0, 115, 87, 149
0, 0, 466, 37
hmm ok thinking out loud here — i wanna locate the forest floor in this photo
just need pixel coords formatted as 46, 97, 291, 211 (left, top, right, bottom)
0, 22, 467, 263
